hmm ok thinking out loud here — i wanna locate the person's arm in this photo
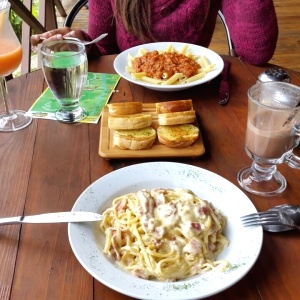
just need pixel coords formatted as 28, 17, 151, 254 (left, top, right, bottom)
81, 0, 119, 58
221, 0, 278, 65
30, 27, 79, 47
31, 0, 118, 59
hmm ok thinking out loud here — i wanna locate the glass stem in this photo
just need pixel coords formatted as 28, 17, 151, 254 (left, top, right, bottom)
0, 76, 13, 116
251, 161, 277, 181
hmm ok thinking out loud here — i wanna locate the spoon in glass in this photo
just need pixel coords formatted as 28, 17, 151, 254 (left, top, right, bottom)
40, 33, 108, 46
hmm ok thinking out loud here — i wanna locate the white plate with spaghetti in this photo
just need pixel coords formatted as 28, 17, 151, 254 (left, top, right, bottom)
113, 42, 224, 91
68, 162, 262, 300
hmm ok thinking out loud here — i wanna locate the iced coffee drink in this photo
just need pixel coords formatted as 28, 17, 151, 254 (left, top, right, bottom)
238, 82, 300, 196
245, 110, 296, 160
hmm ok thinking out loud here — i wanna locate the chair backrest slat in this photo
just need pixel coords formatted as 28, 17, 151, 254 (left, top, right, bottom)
9, 0, 67, 77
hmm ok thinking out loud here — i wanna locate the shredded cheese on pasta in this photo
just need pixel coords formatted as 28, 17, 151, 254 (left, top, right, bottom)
100, 188, 229, 281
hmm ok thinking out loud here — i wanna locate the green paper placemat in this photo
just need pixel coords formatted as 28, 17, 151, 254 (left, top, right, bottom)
26, 72, 120, 124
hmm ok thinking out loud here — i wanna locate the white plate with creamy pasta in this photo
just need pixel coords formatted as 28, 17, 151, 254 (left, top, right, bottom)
68, 162, 262, 300
113, 42, 224, 91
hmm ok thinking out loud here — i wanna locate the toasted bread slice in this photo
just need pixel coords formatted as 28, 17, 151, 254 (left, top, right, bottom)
107, 102, 143, 116
156, 99, 193, 114
108, 113, 152, 130
157, 110, 196, 126
113, 127, 156, 150
157, 124, 199, 148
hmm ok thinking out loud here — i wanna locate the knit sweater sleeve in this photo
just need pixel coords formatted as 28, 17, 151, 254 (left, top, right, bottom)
221, 0, 278, 65
80, 0, 119, 58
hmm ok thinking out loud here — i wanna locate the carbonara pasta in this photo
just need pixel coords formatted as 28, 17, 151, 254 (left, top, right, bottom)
126, 44, 216, 86
100, 188, 229, 282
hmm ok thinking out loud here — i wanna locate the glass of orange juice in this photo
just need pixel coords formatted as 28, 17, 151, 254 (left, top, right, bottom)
0, 2, 32, 131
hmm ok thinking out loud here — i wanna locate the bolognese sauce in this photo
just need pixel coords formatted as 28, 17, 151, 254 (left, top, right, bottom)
132, 50, 200, 80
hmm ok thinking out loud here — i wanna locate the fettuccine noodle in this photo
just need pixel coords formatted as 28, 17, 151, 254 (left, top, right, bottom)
100, 188, 229, 281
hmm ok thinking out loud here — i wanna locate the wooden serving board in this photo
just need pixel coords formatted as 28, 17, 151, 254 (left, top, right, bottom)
99, 103, 205, 159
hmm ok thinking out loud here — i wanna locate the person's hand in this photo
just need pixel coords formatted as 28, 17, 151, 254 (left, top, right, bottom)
31, 27, 86, 47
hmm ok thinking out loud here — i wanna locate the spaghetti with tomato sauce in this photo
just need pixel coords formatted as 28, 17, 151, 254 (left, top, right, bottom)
132, 50, 200, 80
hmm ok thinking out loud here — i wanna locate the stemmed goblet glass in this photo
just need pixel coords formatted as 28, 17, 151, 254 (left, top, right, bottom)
0, 2, 32, 131
41, 40, 88, 123
237, 82, 300, 196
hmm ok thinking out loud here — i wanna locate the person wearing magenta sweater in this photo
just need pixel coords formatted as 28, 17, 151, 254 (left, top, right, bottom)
31, 0, 278, 65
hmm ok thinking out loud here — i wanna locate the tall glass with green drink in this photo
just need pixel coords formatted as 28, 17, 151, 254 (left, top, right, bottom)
41, 40, 88, 123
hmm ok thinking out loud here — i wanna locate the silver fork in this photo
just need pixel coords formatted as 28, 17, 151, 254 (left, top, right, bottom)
63, 33, 108, 46
241, 210, 300, 231
39, 33, 108, 46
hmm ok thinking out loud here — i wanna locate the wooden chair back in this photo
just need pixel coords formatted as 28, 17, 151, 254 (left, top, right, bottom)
9, 0, 67, 77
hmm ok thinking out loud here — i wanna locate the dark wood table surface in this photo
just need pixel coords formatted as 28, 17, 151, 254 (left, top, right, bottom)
1, 55, 300, 299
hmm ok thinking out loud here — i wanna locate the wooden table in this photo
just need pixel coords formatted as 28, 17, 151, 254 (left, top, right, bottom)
0, 55, 300, 300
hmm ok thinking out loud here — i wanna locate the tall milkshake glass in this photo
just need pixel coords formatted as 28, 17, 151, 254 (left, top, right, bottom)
237, 82, 300, 196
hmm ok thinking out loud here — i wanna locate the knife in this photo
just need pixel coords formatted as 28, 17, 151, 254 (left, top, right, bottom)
218, 60, 231, 105
0, 212, 103, 225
